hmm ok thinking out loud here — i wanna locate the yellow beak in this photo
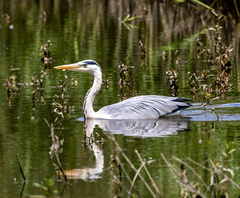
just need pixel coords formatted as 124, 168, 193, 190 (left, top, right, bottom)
54, 63, 79, 70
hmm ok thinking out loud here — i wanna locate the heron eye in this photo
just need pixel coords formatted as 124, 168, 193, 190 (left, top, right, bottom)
81, 63, 88, 68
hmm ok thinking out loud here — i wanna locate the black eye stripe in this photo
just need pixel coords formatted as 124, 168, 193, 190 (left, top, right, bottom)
82, 60, 100, 67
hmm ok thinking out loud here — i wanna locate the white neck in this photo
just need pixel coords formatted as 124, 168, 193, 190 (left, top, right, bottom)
83, 70, 102, 119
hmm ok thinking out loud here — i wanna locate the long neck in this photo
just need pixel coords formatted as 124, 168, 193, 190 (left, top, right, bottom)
83, 70, 102, 119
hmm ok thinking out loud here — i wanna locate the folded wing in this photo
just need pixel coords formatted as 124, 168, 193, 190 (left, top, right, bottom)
97, 95, 191, 119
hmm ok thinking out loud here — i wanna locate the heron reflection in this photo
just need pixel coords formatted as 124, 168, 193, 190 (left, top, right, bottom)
60, 120, 104, 180
83, 118, 189, 137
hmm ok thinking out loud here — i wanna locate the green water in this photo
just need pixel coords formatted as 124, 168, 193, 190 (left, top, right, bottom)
0, 1, 240, 197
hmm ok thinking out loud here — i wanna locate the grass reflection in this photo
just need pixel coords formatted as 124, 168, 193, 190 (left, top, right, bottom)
0, 1, 240, 198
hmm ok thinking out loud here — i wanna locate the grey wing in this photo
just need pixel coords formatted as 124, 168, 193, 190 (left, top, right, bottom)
97, 95, 191, 119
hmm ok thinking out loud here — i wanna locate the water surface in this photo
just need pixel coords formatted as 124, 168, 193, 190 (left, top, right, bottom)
0, 1, 240, 197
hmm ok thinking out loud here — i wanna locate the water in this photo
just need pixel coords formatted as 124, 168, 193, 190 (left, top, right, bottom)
0, 1, 240, 197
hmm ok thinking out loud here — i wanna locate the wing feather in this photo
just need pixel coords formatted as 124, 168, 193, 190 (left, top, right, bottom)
97, 95, 190, 119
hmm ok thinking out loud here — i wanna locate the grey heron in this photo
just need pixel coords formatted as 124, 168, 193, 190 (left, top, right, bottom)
54, 60, 191, 119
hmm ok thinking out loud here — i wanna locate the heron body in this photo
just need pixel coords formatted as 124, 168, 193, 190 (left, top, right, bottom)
54, 60, 191, 119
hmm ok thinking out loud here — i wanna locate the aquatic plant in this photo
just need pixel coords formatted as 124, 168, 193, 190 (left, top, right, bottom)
121, 14, 140, 30
139, 39, 146, 60
44, 119, 67, 183
117, 62, 136, 100
5, 68, 19, 98
16, 154, 26, 181
192, 0, 239, 19
108, 134, 162, 198
118, 62, 131, 86
40, 40, 53, 65
161, 141, 239, 198
189, 25, 233, 103
52, 80, 68, 127
33, 178, 59, 197
52, 69, 80, 127
106, 130, 240, 198
31, 70, 47, 105
166, 69, 179, 97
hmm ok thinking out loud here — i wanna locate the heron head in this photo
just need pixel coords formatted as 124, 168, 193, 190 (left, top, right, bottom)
54, 60, 101, 75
